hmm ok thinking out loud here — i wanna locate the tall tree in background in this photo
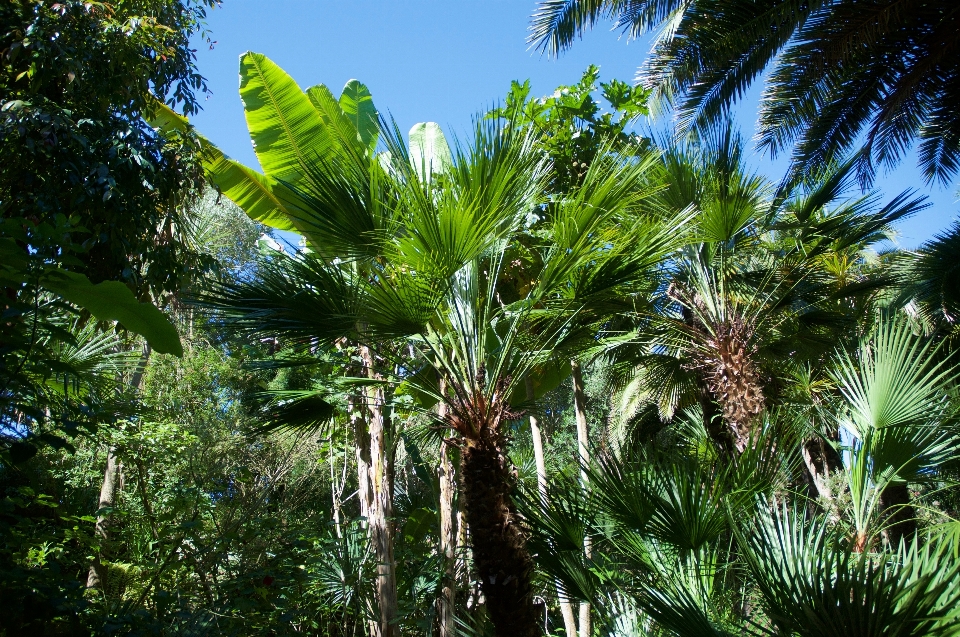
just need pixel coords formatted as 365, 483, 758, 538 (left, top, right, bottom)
530, 0, 960, 187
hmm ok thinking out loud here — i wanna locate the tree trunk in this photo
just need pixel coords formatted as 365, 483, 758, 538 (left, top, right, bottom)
350, 388, 377, 637
801, 437, 842, 502
879, 481, 917, 549
87, 345, 151, 590
570, 361, 591, 637
360, 345, 398, 637
527, 377, 578, 637
460, 438, 539, 637
87, 448, 120, 589
438, 383, 458, 637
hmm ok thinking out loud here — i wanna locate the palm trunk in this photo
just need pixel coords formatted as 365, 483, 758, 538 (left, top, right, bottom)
87, 345, 151, 590
360, 345, 398, 637
438, 382, 458, 637
460, 437, 539, 637
526, 377, 578, 637
569, 361, 591, 637
879, 482, 917, 549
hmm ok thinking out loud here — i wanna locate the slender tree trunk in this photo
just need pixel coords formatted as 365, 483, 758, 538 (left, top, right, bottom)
351, 391, 373, 524
87, 345, 151, 590
526, 377, 578, 637
438, 439, 458, 637
879, 482, 917, 549
330, 429, 344, 539
360, 346, 398, 637
458, 502, 477, 610
87, 449, 120, 589
437, 379, 458, 637
349, 390, 377, 637
570, 361, 591, 637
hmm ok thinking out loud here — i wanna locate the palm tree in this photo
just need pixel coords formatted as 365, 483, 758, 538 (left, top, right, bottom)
529, 0, 960, 186
609, 125, 924, 456
215, 128, 679, 636
894, 221, 960, 344
199, 94, 683, 636
828, 319, 959, 548
524, 388, 960, 636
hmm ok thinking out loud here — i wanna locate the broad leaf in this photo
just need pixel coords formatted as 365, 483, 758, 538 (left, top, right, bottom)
306, 84, 365, 155
339, 79, 378, 151
409, 122, 452, 179
203, 153, 299, 232
145, 99, 298, 232
41, 270, 182, 356
239, 52, 330, 184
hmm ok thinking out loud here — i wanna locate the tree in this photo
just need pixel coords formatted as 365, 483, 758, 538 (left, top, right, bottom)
169, 52, 682, 635
893, 221, 960, 344
488, 65, 655, 637
1, 0, 219, 462
610, 125, 924, 456
530, 0, 960, 186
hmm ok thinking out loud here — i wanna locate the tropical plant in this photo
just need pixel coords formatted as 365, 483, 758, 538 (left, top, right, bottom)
828, 319, 959, 548
893, 221, 960, 344
609, 125, 925, 455
158, 50, 689, 636
1, 0, 221, 465
529, 0, 960, 186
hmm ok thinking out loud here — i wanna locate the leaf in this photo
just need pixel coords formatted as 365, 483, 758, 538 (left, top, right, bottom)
408, 122, 452, 179
239, 52, 330, 184
203, 152, 299, 232
404, 508, 436, 543
339, 79, 378, 151
41, 270, 182, 356
145, 98, 299, 232
306, 84, 365, 155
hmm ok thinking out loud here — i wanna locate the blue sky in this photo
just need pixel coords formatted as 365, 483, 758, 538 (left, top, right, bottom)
189, 0, 958, 247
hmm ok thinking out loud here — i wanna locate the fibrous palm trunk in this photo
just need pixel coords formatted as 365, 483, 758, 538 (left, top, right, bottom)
702, 319, 764, 453
448, 372, 539, 637
460, 439, 538, 637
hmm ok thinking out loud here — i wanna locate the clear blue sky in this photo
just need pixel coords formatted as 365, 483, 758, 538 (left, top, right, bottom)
189, 0, 958, 248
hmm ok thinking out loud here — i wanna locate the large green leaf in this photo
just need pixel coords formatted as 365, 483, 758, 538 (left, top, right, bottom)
145, 99, 298, 232
339, 79, 378, 151
41, 270, 183, 356
306, 84, 364, 155
203, 152, 299, 232
408, 122, 452, 179
239, 52, 330, 184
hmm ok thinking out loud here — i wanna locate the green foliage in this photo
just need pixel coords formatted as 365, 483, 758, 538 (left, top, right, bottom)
1, 0, 219, 464
530, 0, 960, 186
6, 11, 960, 637
488, 65, 650, 192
